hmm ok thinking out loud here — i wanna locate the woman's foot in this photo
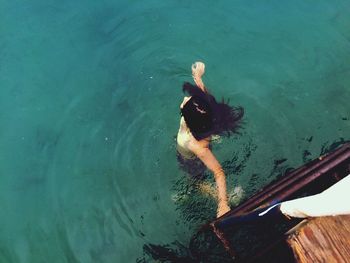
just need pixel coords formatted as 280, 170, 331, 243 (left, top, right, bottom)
228, 186, 244, 206
217, 201, 231, 217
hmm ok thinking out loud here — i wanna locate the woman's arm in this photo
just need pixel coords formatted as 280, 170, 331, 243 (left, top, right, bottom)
190, 144, 231, 217
192, 62, 208, 93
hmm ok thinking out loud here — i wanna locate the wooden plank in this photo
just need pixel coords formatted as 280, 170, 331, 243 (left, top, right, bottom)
287, 215, 350, 263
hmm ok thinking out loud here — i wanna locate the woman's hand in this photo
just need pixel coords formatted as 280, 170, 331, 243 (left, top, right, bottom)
192, 62, 205, 77
191, 62, 207, 92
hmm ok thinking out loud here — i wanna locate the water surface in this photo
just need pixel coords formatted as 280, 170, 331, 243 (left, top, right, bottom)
1, 0, 350, 262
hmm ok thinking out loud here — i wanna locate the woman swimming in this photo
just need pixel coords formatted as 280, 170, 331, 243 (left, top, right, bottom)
177, 62, 244, 218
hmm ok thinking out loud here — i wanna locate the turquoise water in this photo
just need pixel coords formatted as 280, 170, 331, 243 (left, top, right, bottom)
1, 0, 350, 262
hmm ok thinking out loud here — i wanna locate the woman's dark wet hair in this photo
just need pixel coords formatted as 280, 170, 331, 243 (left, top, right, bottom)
181, 82, 244, 140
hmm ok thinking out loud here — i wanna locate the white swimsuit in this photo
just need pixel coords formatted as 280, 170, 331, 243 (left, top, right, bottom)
176, 117, 196, 159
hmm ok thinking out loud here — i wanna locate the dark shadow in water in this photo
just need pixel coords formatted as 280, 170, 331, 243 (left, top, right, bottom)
320, 137, 350, 155
137, 242, 197, 263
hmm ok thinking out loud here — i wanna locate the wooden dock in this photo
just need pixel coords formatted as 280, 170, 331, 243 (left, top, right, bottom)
287, 215, 350, 263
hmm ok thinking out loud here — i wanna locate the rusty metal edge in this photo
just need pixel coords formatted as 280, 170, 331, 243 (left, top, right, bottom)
222, 142, 350, 217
